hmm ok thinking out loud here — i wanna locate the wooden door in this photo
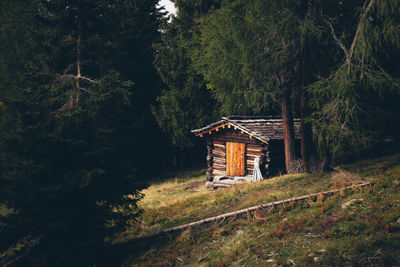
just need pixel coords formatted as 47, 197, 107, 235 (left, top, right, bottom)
226, 142, 245, 176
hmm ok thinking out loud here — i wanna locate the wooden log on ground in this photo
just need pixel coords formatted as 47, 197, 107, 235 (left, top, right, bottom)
148, 181, 374, 236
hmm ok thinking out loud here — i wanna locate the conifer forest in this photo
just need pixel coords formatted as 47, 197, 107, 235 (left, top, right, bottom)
0, 0, 399, 266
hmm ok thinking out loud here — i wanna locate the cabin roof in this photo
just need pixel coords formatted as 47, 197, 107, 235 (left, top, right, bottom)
191, 116, 301, 143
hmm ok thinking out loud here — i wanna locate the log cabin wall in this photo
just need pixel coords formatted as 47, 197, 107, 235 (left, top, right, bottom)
192, 117, 302, 181
206, 128, 269, 181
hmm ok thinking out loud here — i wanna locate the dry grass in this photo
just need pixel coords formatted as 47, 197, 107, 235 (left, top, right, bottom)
139, 175, 209, 209
118, 161, 374, 242
121, 153, 400, 266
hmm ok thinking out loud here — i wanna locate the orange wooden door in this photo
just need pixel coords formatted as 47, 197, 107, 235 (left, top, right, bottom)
226, 142, 245, 176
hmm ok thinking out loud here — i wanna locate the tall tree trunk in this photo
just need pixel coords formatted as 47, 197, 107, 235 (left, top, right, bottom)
298, 48, 312, 172
281, 71, 296, 173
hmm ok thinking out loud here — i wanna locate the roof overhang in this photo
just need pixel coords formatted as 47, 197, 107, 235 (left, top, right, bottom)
191, 117, 270, 144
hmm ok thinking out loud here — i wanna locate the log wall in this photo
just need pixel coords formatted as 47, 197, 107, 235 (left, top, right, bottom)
206, 128, 270, 181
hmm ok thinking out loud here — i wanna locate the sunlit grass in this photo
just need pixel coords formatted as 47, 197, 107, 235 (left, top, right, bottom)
139, 174, 209, 209
119, 155, 382, 242
121, 153, 400, 266
0, 204, 12, 217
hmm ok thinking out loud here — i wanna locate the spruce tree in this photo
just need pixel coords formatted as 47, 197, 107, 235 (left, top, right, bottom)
191, 0, 314, 172
0, 0, 163, 265
153, 0, 221, 165
308, 0, 400, 164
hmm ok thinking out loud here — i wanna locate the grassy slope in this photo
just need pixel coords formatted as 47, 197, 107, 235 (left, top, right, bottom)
118, 153, 400, 266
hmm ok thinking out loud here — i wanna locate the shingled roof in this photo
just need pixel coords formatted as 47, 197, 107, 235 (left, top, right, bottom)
191, 116, 301, 143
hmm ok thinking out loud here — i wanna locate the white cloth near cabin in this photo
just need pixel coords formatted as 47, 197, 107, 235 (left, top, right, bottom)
252, 157, 263, 182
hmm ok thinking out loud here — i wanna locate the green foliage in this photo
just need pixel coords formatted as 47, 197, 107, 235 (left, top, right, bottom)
308, 0, 400, 161
153, 0, 400, 165
153, 0, 220, 148
0, 0, 400, 265
190, 0, 333, 115
192, 0, 282, 115
0, 0, 164, 265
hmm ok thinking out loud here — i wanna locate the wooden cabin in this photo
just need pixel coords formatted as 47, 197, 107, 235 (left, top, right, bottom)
191, 116, 301, 181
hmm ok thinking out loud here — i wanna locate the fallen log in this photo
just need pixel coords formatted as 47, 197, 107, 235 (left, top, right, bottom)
148, 181, 374, 237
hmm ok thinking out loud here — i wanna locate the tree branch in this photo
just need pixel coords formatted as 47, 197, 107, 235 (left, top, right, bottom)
347, 0, 375, 66
77, 86, 92, 94
56, 74, 98, 84
324, 0, 376, 71
323, 17, 349, 59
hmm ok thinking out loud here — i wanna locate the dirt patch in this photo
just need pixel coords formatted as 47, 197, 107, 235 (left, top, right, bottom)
163, 180, 205, 193
330, 170, 363, 187
184, 181, 204, 190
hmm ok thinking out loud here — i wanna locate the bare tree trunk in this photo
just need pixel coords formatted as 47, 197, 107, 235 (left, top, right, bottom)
281, 71, 296, 173
297, 48, 311, 172
54, 10, 96, 113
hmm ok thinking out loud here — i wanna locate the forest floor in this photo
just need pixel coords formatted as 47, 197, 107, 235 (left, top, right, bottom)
114, 152, 400, 266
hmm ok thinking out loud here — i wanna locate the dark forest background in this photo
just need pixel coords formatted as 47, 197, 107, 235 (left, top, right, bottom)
0, 0, 399, 265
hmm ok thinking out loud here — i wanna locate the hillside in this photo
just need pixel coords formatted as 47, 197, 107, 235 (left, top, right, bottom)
115, 153, 400, 266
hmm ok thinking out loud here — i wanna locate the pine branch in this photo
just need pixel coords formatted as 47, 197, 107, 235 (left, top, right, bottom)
56, 74, 98, 84
77, 86, 92, 94
323, 17, 349, 59
54, 100, 74, 113
324, 0, 376, 74
347, 0, 375, 67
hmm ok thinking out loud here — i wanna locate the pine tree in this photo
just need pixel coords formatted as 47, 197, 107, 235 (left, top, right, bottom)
0, 0, 163, 265
308, 0, 400, 165
192, 0, 316, 172
153, 0, 221, 165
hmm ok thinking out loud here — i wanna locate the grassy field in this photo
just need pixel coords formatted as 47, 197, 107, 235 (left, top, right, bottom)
117, 153, 400, 266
